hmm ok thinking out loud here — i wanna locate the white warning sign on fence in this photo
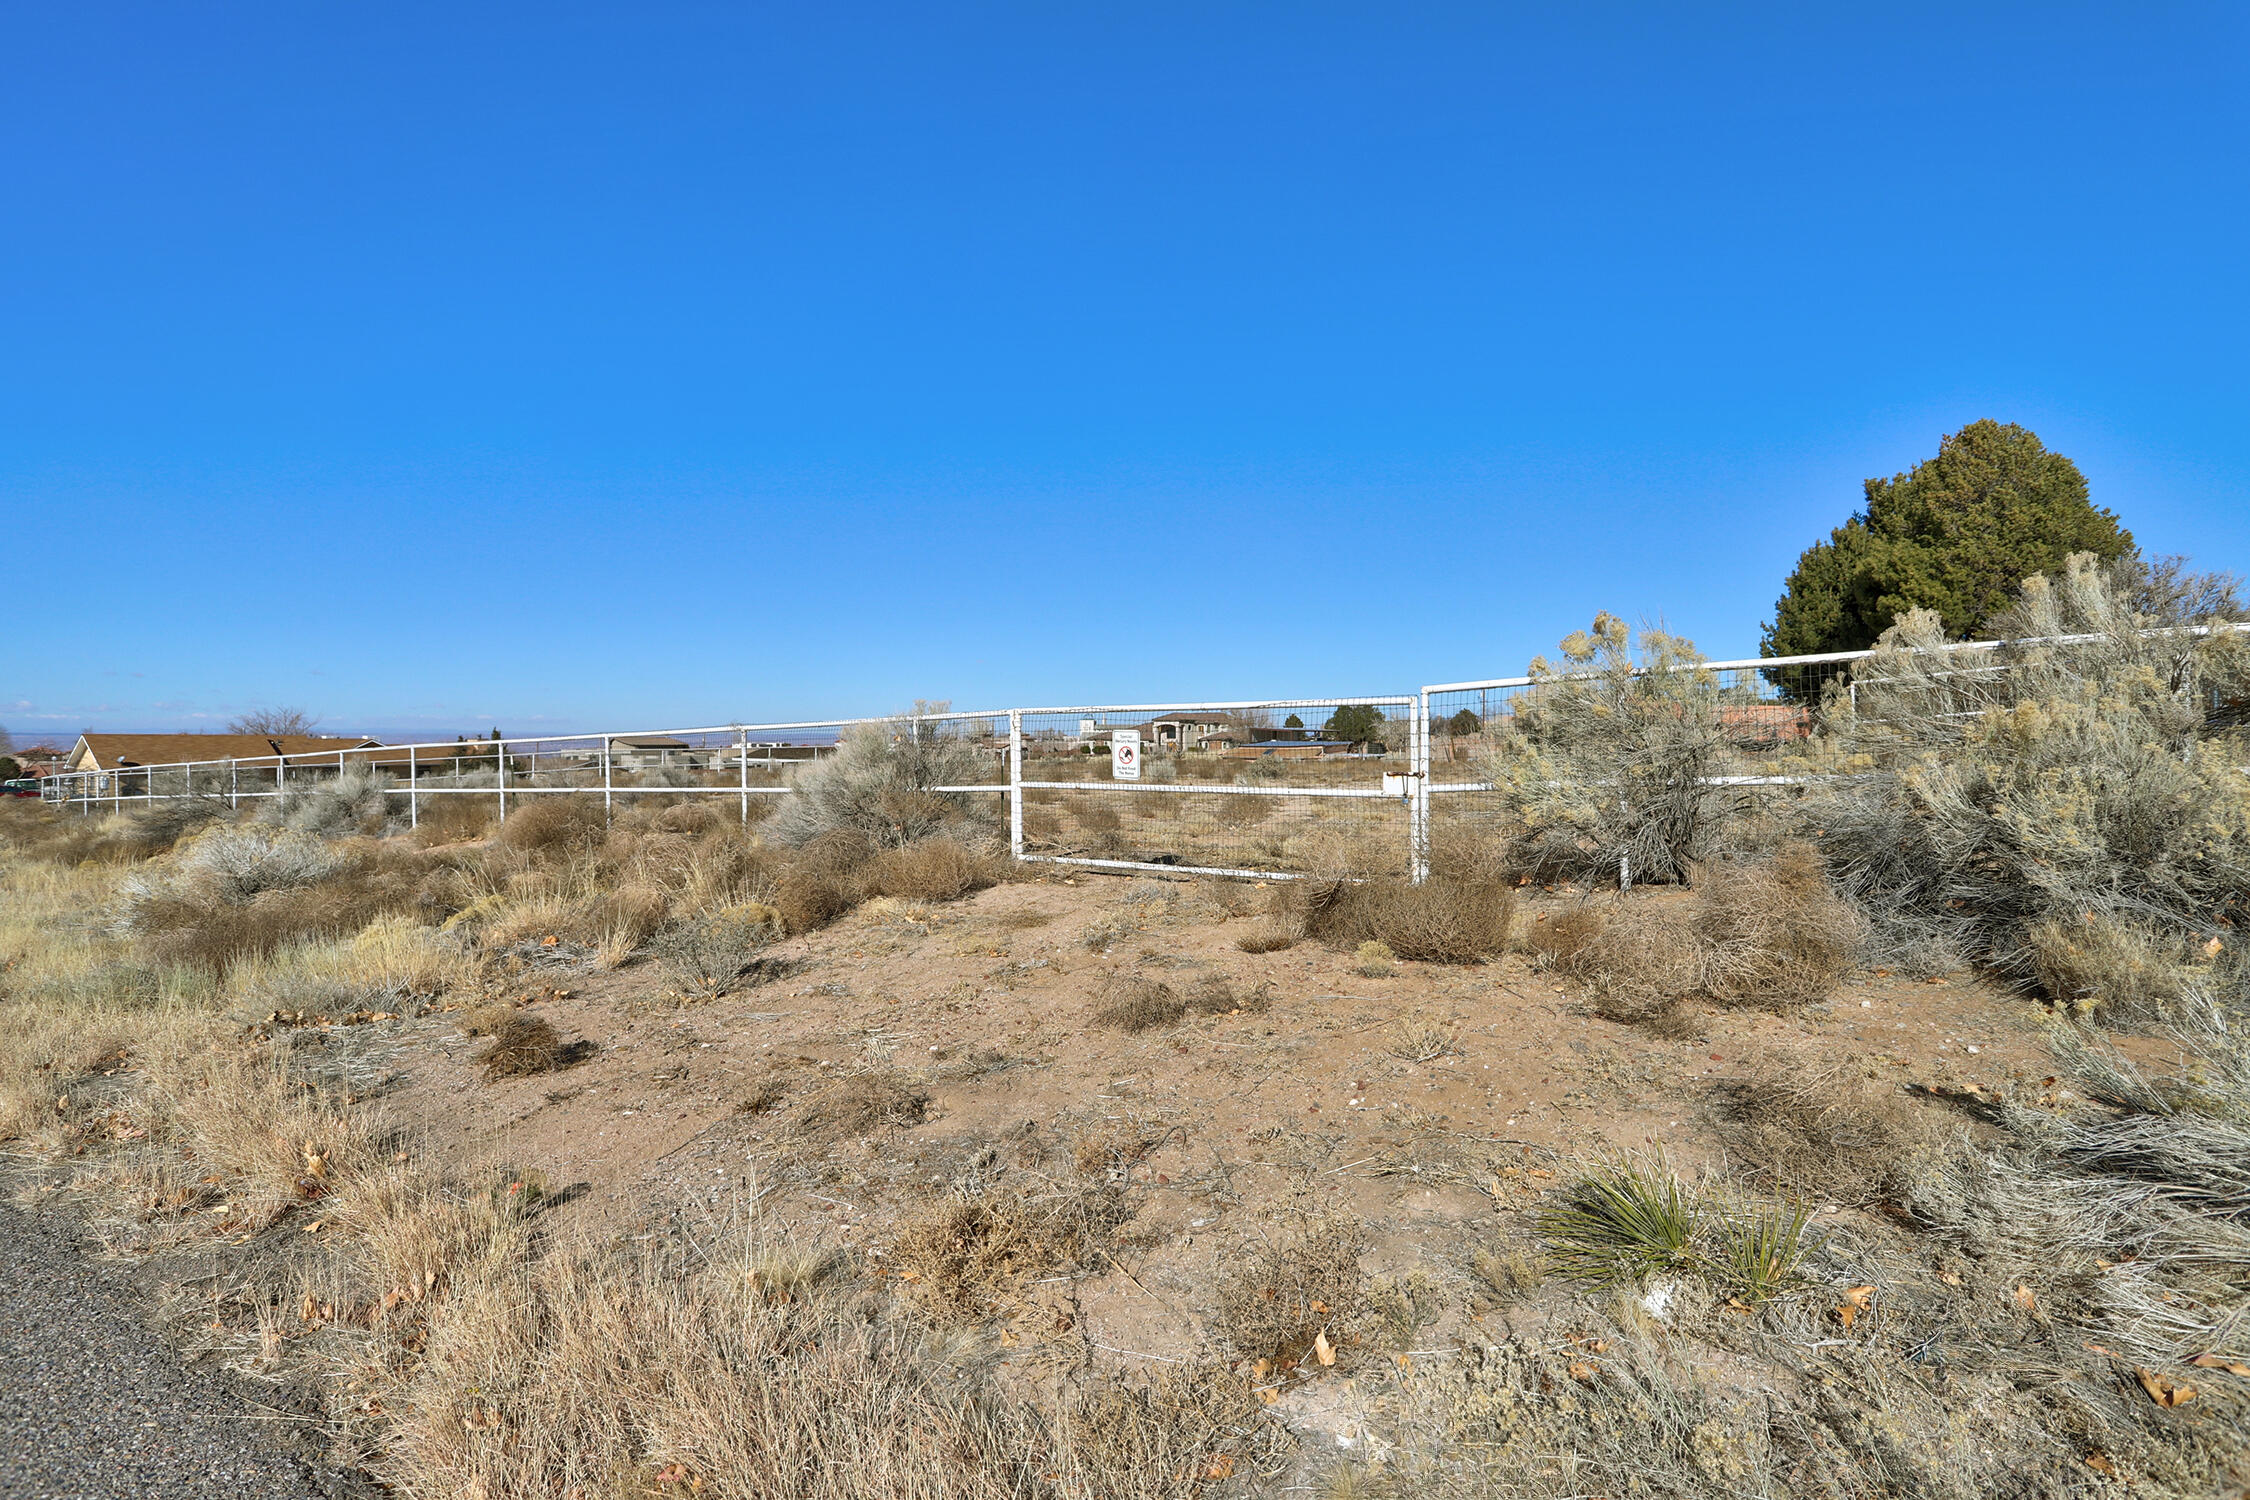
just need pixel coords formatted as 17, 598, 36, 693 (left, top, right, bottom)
1110, 729, 1141, 781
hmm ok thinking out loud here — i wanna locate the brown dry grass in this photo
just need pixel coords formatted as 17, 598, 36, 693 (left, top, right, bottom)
408, 795, 494, 846
1297, 875, 1515, 964
1233, 925, 1298, 954
890, 1179, 1132, 1321
1090, 974, 1186, 1032
1720, 1049, 1953, 1207
1526, 844, 1864, 1027
493, 794, 608, 856
1213, 1213, 1366, 1366
788, 1068, 931, 1139
474, 1015, 588, 1080
1695, 842, 1868, 1009
385, 1227, 1263, 1500
858, 837, 997, 902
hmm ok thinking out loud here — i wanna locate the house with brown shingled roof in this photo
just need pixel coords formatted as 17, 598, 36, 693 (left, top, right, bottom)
66, 733, 385, 774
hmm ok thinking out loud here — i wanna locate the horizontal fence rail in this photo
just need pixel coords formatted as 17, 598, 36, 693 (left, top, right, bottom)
38, 629, 2238, 882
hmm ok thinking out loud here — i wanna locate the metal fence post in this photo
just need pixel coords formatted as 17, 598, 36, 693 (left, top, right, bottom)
738, 725, 749, 826
229, 760, 238, 811
1408, 691, 1431, 884
1008, 710, 1024, 862
497, 737, 507, 823
602, 738, 613, 823
408, 745, 418, 830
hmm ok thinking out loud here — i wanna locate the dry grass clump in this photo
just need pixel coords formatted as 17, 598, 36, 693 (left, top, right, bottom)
650, 904, 786, 995
1694, 842, 1868, 1008
1720, 1050, 1952, 1207
1387, 1016, 1456, 1062
1362, 1320, 1775, 1500
1213, 1214, 1365, 1366
1354, 939, 1397, 977
1524, 898, 1703, 1031
858, 837, 997, 902
1091, 974, 1187, 1032
100, 824, 457, 978
1525, 844, 1864, 1027
1233, 925, 1298, 954
383, 1222, 1268, 1500
788, 1068, 930, 1139
408, 795, 494, 846
474, 1014, 590, 1079
1183, 975, 1268, 1015
890, 1179, 1132, 1320
1296, 875, 1515, 964
494, 795, 607, 856
2025, 910, 2195, 1022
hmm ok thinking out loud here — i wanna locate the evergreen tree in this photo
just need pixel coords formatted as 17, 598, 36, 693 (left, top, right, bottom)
1764, 421, 2131, 658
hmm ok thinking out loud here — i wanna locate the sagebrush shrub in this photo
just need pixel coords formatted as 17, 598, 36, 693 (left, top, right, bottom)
270, 765, 400, 837
1482, 614, 1745, 886
1813, 553, 2250, 989
766, 718, 993, 850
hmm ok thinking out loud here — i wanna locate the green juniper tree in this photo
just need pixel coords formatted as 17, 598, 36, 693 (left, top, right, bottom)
1764, 421, 2131, 658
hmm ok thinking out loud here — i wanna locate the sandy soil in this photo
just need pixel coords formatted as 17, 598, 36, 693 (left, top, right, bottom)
290, 870, 2081, 1432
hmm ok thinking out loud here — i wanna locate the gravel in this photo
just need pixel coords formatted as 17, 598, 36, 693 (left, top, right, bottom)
0, 1202, 340, 1500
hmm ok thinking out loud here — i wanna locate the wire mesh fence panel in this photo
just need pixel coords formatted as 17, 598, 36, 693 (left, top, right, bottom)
1015, 698, 1416, 877
63, 641, 2155, 880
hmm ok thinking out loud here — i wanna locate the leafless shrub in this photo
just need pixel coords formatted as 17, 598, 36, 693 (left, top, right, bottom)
766, 714, 994, 850
1525, 846, 1862, 1024
1694, 842, 1867, 1009
1524, 897, 1703, 1030
772, 869, 856, 935
1213, 1214, 1365, 1366
1091, 974, 1186, 1032
475, 1015, 590, 1079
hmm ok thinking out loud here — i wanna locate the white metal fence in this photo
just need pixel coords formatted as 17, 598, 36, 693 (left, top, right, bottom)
43, 636, 2196, 881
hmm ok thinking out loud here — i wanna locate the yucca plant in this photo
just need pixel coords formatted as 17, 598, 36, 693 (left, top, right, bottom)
1536, 1153, 1704, 1287
1711, 1195, 1813, 1305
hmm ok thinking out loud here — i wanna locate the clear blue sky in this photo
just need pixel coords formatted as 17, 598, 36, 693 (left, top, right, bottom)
5, 3, 2245, 741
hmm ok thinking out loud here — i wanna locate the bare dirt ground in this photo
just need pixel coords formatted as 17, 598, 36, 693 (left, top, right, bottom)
296, 870, 2077, 1441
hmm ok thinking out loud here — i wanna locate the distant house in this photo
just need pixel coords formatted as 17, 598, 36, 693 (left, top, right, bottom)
67, 733, 385, 775
1140, 715, 1262, 752
7, 744, 68, 777
606, 735, 698, 770
1715, 703, 1815, 746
